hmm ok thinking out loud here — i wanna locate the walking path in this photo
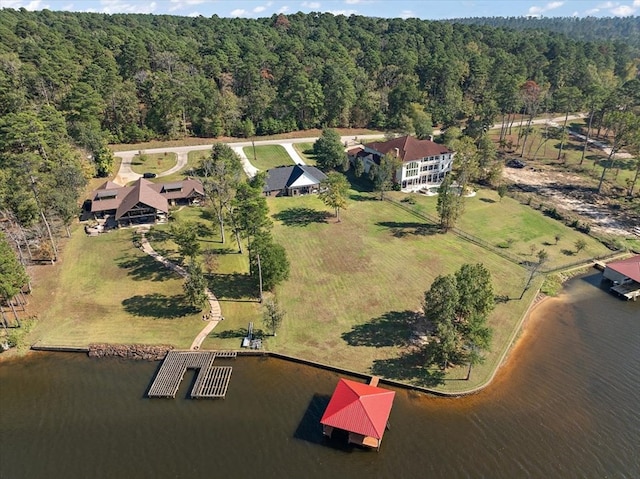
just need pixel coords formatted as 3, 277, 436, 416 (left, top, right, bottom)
137, 228, 222, 351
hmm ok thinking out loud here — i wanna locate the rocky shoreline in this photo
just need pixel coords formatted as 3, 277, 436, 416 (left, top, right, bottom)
88, 343, 174, 361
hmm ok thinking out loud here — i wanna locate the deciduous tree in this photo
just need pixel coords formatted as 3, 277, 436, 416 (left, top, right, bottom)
318, 171, 349, 221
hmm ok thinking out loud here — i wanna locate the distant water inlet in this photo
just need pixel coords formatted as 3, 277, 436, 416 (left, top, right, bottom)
147, 350, 236, 398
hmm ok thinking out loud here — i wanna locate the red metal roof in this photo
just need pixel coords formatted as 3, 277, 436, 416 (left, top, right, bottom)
607, 255, 640, 283
320, 378, 395, 440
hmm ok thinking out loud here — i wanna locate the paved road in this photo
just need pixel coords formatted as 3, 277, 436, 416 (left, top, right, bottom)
112, 134, 383, 183
112, 115, 596, 184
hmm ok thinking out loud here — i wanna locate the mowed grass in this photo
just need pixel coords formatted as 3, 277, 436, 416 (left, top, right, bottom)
29, 226, 205, 348
244, 145, 294, 171
386, 189, 611, 270
148, 206, 262, 351
293, 142, 317, 166
262, 192, 540, 391
130, 152, 177, 175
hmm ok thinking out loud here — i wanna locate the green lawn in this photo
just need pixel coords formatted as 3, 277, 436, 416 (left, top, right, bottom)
25, 178, 614, 393
29, 226, 205, 348
130, 152, 177, 175
293, 142, 317, 166
386, 188, 610, 270
244, 145, 294, 171
252, 192, 542, 392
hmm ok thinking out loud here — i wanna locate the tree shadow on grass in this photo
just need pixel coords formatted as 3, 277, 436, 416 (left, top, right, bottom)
272, 207, 331, 227
145, 229, 172, 243
207, 273, 257, 300
349, 193, 377, 202
561, 249, 576, 256
342, 310, 418, 348
371, 344, 445, 387
116, 254, 179, 282
122, 293, 195, 319
479, 197, 496, 203
209, 327, 265, 340
376, 221, 438, 238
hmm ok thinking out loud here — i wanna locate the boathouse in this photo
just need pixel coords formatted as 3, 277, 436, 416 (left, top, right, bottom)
320, 378, 395, 451
603, 255, 640, 301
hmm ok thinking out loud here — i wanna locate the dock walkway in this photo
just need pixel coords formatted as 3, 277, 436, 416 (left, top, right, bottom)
148, 350, 237, 399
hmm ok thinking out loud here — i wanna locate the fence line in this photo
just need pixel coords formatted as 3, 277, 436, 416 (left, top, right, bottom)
384, 196, 624, 274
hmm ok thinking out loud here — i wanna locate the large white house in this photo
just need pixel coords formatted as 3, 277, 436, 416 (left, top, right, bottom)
351, 135, 454, 192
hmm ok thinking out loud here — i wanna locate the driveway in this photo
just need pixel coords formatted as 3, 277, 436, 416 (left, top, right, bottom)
113, 134, 384, 183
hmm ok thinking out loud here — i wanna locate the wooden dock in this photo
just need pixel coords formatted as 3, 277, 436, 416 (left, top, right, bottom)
148, 350, 236, 399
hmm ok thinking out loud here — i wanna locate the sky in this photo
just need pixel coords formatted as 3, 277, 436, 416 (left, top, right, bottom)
1, 0, 640, 19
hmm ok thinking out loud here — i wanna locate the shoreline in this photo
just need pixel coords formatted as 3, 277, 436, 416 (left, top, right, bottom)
18, 290, 552, 398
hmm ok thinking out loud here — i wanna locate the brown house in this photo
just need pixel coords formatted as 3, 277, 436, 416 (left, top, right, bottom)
89, 178, 205, 226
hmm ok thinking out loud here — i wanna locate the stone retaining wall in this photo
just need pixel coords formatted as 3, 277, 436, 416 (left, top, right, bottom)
88, 343, 174, 361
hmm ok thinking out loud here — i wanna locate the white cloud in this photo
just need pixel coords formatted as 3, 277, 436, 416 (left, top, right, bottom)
1, 0, 48, 10
187, 10, 200, 17
278, 5, 289, 13
546, 1, 564, 9
302, 1, 321, 8
400, 10, 415, 19
96, 0, 156, 14
528, 1, 565, 16
611, 4, 636, 14
230, 8, 248, 16
585, 7, 600, 14
253, 5, 265, 12
169, 0, 204, 12
345, 0, 364, 3
597, 1, 617, 8
635, 0, 640, 6
327, 9, 357, 15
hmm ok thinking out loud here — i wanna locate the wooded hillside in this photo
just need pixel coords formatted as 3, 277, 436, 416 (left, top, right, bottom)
0, 9, 637, 148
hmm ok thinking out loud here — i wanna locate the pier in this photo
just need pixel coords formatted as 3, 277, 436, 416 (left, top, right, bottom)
148, 350, 236, 399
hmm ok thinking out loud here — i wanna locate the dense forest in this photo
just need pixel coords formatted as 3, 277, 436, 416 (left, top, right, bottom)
449, 16, 640, 48
0, 10, 639, 278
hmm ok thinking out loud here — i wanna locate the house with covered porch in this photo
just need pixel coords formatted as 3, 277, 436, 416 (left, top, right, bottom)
88, 177, 204, 227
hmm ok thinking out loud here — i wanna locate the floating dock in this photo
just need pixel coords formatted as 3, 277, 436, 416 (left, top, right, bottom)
148, 350, 236, 399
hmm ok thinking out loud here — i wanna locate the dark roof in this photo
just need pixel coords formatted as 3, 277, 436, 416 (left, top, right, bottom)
150, 178, 205, 200
364, 135, 452, 163
116, 178, 168, 220
606, 255, 640, 283
90, 178, 205, 215
320, 378, 395, 440
264, 165, 327, 192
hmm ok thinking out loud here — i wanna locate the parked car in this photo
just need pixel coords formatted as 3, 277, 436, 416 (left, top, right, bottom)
506, 159, 526, 169
142, 172, 157, 178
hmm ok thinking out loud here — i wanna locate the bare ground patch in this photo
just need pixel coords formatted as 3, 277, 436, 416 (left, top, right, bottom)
503, 165, 639, 238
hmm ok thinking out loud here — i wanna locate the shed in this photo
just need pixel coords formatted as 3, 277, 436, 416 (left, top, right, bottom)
320, 378, 395, 450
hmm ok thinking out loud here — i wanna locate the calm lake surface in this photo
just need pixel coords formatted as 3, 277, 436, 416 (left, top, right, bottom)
1, 272, 639, 479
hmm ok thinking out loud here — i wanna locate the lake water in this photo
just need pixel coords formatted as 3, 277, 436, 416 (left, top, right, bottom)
1, 272, 638, 478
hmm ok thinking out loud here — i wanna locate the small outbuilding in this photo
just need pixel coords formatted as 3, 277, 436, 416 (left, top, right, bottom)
603, 255, 640, 300
320, 378, 395, 451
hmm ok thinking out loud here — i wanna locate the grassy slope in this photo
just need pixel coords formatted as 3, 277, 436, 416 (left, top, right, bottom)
244, 145, 294, 170
387, 189, 609, 269
293, 142, 317, 166
257, 192, 541, 390
30, 226, 205, 348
